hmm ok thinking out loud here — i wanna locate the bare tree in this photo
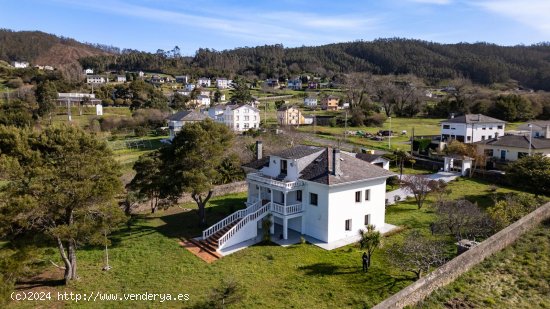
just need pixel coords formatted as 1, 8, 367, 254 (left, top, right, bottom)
387, 230, 448, 280
402, 175, 437, 209
433, 199, 494, 240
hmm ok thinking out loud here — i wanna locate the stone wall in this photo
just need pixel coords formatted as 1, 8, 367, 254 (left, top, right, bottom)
373, 202, 550, 309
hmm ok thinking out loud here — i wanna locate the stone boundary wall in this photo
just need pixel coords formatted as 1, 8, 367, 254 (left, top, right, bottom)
373, 202, 550, 309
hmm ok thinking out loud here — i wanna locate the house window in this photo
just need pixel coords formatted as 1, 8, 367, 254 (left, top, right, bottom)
365, 189, 370, 201
310, 193, 318, 206
345, 219, 352, 231
488, 135, 492, 139
364, 215, 370, 226
481, 136, 486, 140
467, 136, 471, 142
236, 123, 240, 129
443, 125, 450, 129
482, 127, 486, 130
296, 190, 302, 202
280, 159, 288, 175
355, 191, 362, 202
244, 123, 249, 129
244, 116, 249, 121
497, 125, 503, 129
236, 116, 239, 121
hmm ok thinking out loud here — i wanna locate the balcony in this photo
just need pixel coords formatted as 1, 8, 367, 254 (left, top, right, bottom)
247, 172, 304, 190
270, 202, 303, 216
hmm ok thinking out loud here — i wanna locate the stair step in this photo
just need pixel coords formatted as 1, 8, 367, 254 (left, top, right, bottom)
187, 238, 222, 259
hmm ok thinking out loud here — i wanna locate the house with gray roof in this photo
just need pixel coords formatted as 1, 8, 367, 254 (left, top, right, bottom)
475, 134, 550, 161
199, 144, 396, 256
167, 110, 208, 140
440, 114, 505, 143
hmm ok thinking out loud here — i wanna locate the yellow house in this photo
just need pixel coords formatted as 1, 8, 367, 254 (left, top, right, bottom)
321, 95, 339, 111
277, 106, 304, 125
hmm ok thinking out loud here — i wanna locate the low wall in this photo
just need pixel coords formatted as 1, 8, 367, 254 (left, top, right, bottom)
373, 201, 550, 309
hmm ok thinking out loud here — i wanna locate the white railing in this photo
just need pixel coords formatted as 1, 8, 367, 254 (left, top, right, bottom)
270, 202, 303, 216
247, 173, 304, 190
218, 203, 270, 250
202, 201, 261, 239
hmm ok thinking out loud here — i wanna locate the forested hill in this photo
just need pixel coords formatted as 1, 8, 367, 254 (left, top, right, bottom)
0, 29, 112, 79
81, 39, 550, 90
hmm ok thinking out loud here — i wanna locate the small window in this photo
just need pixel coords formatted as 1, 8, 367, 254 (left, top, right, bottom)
310, 193, 318, 206
364, 215, 370, 226
482, 136, 486, 140
345, 219, 352, 231
467, 136, 471, 141
443, 125, 450, 129
482, 127, 486, 130
365, 189, 370, 201
296, 190, 302, 202
355, 191, 361, 203
497, 125, 503, 129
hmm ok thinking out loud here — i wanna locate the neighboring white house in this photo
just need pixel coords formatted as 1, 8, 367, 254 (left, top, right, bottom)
287, 79, 302, 90
195, 95, 211, 107
176, 89, 191, 96
86, 75, 106, 84
440, 114, 505, 143
175, 75, 189, 84
197, 77, 211, 87
167, 110, 208, 140
199, 145, 396, 255
222, 104, 261, 132
517, 121, 550, 138
475, 134, 550, 161
138, 71, 145, 78
116, 75, 127, 83
304, 97, 318, 107
216, 78, 231, 89
84, 68, 94, 75
354, 153, 390, 170
12, 61, 29, 68
185, 83, 196, 91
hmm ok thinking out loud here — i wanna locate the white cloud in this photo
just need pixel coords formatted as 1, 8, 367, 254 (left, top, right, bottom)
475, 0, 550, 35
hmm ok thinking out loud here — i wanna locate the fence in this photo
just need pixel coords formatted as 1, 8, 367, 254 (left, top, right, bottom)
373, 202, 550, 309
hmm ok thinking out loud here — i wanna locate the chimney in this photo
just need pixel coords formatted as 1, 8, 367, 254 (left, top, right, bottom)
256, 141, 263, 160
332, 148, 341, 176
546, 125, 550, 139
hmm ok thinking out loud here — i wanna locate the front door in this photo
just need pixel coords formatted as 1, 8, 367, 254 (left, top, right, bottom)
500, 150, 506, 160
280, 159, 288, 175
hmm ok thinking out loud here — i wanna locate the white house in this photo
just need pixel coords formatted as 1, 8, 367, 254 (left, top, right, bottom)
175, 75, 189, 84
517, 121, 550, 138
475, 135, 550, 161
222, 104, 261, 132
176, 89, 191, 96
440, 114, 505, 143
195, 95, 211, 107
216, 78, 231, 89
287, 79, 302, 90
197, 77, 211, 87
185, 83, 196, 91
304, 97, 318, 107
116, 75, 127, 83
199, 145, 396, 255
12, 61, 29, 68
86, 75, 106, 84
84, 68, 94, 75
167, 110, 208, 140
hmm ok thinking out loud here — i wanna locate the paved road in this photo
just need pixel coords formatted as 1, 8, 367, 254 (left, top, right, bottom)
385, 172, 460, 205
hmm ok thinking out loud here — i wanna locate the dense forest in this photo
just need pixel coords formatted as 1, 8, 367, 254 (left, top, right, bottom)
80, 39, 550, 91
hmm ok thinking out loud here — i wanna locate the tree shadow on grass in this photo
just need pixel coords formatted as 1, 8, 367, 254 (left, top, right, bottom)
299, 263, 357, 276
364, 271, 415, 295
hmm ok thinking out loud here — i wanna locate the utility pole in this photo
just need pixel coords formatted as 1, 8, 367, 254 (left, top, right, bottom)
388, 116, 392, 150
344, 110, 348, 141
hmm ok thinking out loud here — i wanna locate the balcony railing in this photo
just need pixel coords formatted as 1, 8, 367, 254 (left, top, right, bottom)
270, 202, 303, 216
247, 172, 304, 190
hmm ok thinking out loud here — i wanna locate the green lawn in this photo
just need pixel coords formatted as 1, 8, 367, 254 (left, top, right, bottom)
7, 177, 528, 308
417, 220, 550, 309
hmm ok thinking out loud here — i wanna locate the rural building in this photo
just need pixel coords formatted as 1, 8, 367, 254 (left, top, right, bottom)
175, 75, 189, 84
167, 110, 208, 140
185, 83, 196, 91
12, 61, 29, 68
440, 114, 505, 143
265, 79, 280, 88
222, 104, 260, 132
86, 75, 106, 84
197, 77, 211, 87
116, 75, 126, 83
194, 95, 211, 107
304, 97, 318, 107
200, 145, 396, 255
57, 93, 101, 106
287, 79, 302, 90
475, 134, 550, 161
277, 106, 304, 126
321, 95, 339, 111
517, 121, 550, 138
216, 78, 231, 89
84, 68, 94, 75
208, 104, 225, 122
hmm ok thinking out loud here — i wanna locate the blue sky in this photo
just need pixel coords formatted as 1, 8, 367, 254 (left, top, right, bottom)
1, 0, 550, 55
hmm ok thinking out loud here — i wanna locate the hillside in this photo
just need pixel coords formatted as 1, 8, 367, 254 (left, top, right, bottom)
0, 29, 111, 78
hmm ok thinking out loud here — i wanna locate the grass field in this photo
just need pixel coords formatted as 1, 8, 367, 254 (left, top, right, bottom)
6, 177, 529, 309
417, 220, 550, 309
